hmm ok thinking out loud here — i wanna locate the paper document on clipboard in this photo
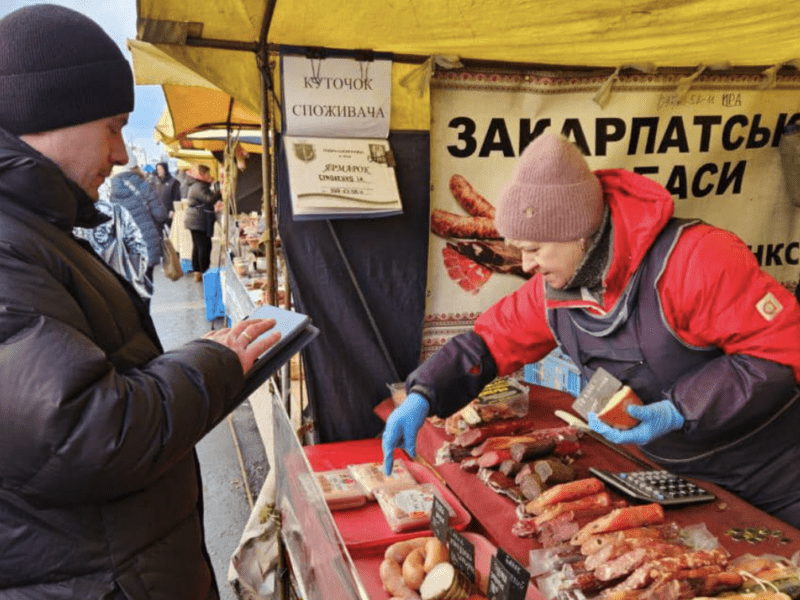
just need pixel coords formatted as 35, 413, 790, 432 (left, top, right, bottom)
234, 304, 319, 402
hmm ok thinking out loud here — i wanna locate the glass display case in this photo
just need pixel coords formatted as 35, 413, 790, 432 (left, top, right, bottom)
272, 393, 370, 600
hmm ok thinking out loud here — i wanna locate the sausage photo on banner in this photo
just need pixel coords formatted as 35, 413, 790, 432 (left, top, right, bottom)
432, 174, 528, 294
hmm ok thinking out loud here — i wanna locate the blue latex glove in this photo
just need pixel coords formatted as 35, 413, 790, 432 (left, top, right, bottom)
382, 392, 429, 475
587, 399, 684, 445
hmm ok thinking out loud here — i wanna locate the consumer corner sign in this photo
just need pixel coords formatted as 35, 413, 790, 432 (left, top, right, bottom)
281, 54, 392, 138
423, 69, 800, 359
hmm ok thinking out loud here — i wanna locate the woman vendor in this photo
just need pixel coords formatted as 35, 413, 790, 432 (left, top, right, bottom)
382, 133, 800, 528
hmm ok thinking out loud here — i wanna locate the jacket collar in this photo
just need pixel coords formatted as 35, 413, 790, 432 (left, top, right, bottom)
0, 127, 108, 230
545, 168, 674, 315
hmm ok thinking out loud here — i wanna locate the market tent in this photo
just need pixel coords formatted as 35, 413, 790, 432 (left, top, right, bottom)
171, 126, 262, 154
265, 1, 800, 68
134, 0, 800, 443
135, 0, 800, 132
154, 86, 260, 148
128, 38, 262, 157
167, 147, 218, 172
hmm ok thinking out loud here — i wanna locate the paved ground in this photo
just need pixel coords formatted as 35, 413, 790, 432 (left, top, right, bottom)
149, 267, 268, 600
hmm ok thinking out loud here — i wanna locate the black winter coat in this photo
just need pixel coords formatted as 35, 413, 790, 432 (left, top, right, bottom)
0, 129, 245, 599
110, 170, 168, 268
153, 172, 181, 218
182, 176, 220, 233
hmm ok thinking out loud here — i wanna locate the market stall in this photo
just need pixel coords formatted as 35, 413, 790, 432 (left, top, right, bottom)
128, 2, 800, 598
130, 0, 800, 446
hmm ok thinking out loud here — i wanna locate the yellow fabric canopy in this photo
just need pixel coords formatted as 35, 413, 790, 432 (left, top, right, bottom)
128, 38, 262, 152
138, 0, 800, 68
134, 0, 800, 134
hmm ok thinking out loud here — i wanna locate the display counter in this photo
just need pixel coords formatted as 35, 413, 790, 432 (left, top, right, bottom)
280, 383, 799, 600
374, 384, 800, 565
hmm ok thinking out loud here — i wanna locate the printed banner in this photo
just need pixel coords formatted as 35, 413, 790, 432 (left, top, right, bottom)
423, 69, 800, 360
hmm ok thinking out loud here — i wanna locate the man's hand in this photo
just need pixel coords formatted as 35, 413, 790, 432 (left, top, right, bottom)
588, 399, 684, 445
203, 318, 280, 374
381, 392, 429, 475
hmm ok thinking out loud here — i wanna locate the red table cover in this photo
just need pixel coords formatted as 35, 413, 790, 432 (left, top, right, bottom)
374, 383, 800, 566
304, 438, 472, 550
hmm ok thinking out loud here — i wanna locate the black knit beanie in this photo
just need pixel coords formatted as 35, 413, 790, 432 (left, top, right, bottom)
0, 4, 134, 135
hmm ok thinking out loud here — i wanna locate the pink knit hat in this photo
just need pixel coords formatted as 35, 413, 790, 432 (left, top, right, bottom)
495, 133, 604, 242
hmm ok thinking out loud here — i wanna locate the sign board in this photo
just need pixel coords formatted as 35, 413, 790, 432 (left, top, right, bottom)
430, 495, 451, 543
281, 54, 392, 138
284, 135, 402, 220
424, 69, 800, 360
448, 530, 476, 583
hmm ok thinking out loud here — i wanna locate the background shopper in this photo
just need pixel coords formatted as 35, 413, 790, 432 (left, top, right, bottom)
183, 163, 222, 282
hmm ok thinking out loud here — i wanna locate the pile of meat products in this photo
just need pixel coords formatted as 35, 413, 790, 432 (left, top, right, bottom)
525, 479, 800, 600
437, 412, 586, 504
436, 416, 800, 600
436, 407, 637, 543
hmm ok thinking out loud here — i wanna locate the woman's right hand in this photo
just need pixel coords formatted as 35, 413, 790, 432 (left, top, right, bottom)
381, 392, 430, 474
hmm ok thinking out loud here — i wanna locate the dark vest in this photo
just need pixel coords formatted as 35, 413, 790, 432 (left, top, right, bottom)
550, 219, 721, 461
548, 219, 800, 521
551, 219, 716, 405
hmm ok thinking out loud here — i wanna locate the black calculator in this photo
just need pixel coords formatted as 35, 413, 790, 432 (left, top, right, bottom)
589, 467, 716, 506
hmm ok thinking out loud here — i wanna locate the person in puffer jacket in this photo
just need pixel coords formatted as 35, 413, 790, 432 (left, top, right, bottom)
109, 157, 168, 286
182, 164, 222, 282
153, 161, 182, 227
0, 5, 281, 599
383, 132, 800, 529
73, 199, 152, 301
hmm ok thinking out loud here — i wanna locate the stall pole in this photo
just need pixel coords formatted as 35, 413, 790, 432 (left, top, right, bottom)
257, 52, 276, 308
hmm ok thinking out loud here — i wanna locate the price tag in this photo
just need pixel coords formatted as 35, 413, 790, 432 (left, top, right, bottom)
487, 555, 513, 600
430, 495, 450, 544
571, 367, 623, 420
447, 530, 475, 583
496, 548, 530, 600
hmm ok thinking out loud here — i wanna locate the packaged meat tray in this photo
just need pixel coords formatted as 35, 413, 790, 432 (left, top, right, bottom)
460, 377, 530, 426
304, 439, 471, 550
315, 469, 367, 511
348, 459, 417, 500
374, 483, 456, 533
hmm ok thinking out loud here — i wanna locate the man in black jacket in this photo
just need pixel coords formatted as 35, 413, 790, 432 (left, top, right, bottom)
0, 5, 279, 599
153, 161, 182, 228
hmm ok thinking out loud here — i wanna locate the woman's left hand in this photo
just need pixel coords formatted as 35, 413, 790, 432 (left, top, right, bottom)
588, 399, 685, 445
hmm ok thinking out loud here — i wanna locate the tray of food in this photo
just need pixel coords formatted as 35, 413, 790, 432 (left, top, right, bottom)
350, 531, 544, 600
305, 439, 471, 550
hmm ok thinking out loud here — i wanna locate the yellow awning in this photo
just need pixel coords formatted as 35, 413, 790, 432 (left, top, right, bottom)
137, 0, 800, 68
265, 0, 800, 68
129, 37, 263, 151
135, 0, 800, 135
164, 146, 219, 173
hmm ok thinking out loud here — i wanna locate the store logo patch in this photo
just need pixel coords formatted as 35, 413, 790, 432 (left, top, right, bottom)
756, 292, 782, 321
